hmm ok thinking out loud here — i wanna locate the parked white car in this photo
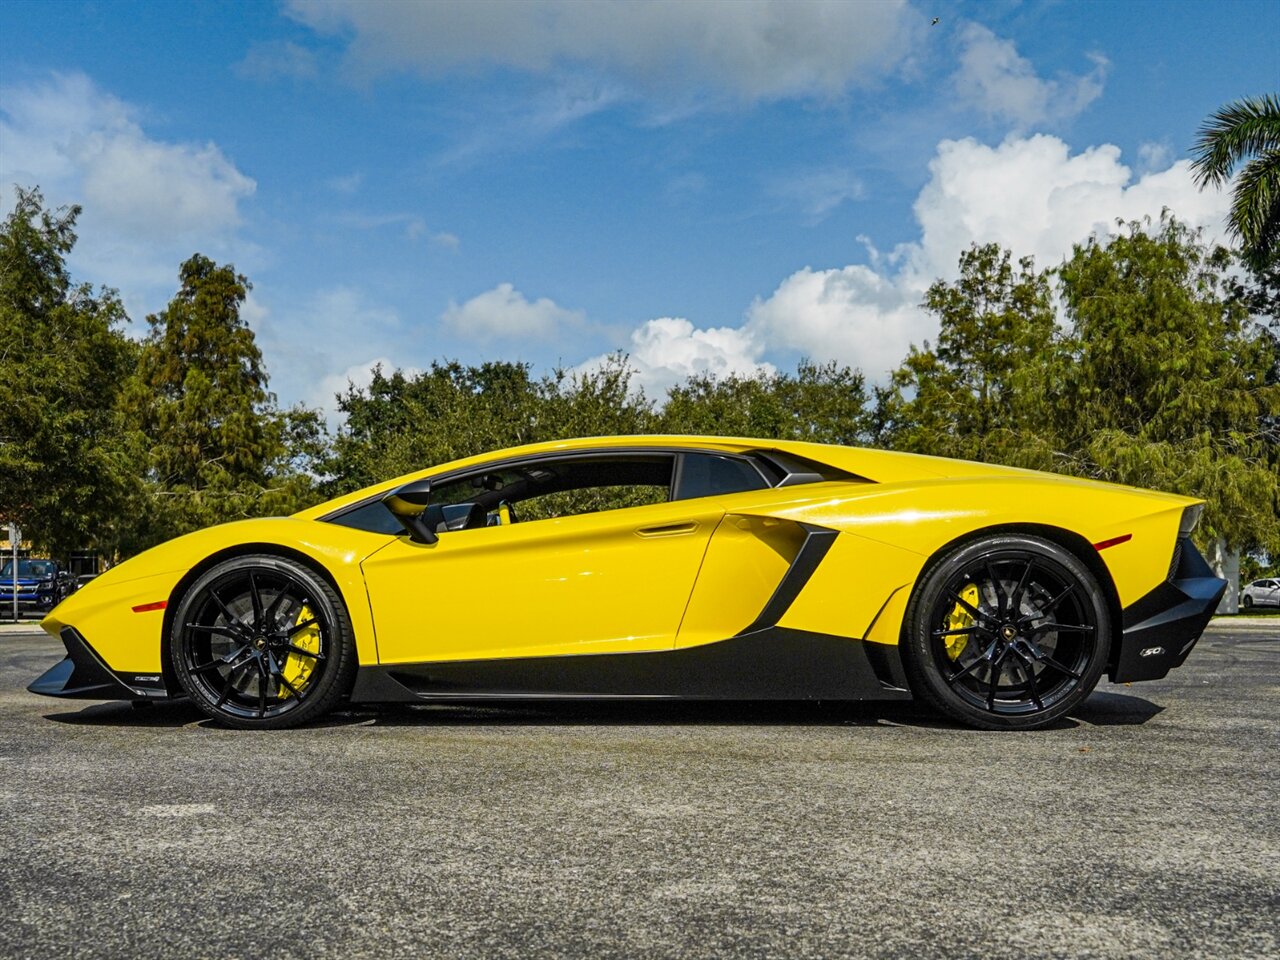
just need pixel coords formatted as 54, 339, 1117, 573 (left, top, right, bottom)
1242, 578, 1280, 608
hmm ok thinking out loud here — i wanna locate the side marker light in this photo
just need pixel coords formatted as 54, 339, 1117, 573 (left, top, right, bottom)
1092, 534, 1133, 551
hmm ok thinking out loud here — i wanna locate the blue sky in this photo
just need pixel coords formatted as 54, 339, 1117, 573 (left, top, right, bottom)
2, 0, 1277, 418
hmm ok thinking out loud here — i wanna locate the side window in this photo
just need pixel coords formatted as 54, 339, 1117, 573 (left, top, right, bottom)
673, 454, 771, 501
327, 499, 408, 535
507, 455, 675, 522
426, 454, 676, 531
517, 484, 667, 522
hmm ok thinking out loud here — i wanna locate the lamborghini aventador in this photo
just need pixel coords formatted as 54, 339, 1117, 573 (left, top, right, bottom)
29, 436, 1225, 730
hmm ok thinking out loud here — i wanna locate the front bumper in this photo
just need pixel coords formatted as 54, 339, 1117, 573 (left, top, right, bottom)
28, 627, 170, 701
1111, 538, 1226, 682
0, 593, 56, 612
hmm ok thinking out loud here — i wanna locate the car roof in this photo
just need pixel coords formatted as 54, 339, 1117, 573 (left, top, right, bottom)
293, 436, 969, 521
292, 434, 1199, 522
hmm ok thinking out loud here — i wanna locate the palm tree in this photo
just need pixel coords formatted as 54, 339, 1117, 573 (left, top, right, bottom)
1190, 93, 1280, 270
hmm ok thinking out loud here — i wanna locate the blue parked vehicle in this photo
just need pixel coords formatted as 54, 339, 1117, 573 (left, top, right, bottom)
0, 559, 75, 617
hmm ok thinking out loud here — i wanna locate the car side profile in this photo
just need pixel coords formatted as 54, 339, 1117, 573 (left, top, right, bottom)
29, 436, 1225, 730
1242, 578, 1280, 608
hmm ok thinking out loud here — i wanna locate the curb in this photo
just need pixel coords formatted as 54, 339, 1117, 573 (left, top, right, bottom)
0, 622, 45, 635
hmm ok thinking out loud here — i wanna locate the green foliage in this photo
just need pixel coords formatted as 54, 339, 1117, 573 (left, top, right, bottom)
1223, 257, 1280, 330
515, 485, 668, 523
119, 254, 322, 549
1054, 215, 1280, 553
5, 182, 1277, 568
323, 355, 655, 495
0, 188, 139, 556
870, 222, 1279, 556
1191, 93, 1280, 271
1241, 553, 1279, 584
881, 244, 1059, 468
660, 359, 871, 443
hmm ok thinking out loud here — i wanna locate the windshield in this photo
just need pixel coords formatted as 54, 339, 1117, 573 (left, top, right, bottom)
0, 560, 56, 578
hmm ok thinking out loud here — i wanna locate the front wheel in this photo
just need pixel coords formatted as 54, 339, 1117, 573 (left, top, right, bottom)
170, 555, 357, 729
901, 534, 1112, 731
1243, 595, 1254, 609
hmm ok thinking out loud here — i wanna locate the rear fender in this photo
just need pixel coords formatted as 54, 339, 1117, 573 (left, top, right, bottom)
734, 477, 1191, 610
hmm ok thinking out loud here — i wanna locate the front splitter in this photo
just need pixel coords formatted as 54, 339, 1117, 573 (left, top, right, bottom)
28, 627, 169, 701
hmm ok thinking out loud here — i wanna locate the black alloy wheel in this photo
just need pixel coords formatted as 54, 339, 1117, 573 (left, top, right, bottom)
902, 534, 1112, 730
170, 555, 356, 729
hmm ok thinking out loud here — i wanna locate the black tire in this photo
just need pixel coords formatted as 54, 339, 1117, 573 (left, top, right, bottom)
169, 554, 357, 729
1243, 595, 1254, 609
901, 534, 1112, 731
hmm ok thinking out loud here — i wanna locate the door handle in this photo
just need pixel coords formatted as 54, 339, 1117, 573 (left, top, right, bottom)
636, 521, 698, 538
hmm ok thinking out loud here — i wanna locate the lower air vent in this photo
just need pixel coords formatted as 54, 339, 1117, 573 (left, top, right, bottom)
1167, 538, 1184, 581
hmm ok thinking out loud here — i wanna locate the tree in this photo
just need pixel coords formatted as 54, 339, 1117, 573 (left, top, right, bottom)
0, 187, 139, 557
324, 355, 655, 496
660, 359, 871, 444
882, 243, 1058, 468
1054, 215, 1280, 608
537, 354, 659, 441
1191, 93, 1280, 270
120, 254, 321, 549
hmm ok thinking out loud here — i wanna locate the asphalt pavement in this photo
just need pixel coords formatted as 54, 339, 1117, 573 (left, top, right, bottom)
1, 618, 1277, 960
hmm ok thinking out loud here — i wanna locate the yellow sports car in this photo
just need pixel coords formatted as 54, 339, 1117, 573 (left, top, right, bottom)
30, 436, 1225, 730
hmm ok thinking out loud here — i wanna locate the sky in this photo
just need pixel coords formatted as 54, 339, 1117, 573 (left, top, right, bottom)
2, 0, 1278, 421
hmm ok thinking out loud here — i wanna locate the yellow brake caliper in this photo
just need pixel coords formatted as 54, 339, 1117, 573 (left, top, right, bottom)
280, 603, 321, 697
944, 584, 980, 661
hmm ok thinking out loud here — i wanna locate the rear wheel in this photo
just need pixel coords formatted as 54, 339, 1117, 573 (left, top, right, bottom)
902, 534, 1111, 731
170, 555, 356, 729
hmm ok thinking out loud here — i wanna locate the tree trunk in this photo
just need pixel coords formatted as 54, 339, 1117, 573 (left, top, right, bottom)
1206, 537, 1239, 615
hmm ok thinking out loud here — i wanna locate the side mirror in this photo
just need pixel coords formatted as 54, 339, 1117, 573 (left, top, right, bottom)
381, 478, 439, 544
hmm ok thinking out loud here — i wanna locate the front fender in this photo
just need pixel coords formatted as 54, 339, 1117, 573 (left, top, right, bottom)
42, 518, 394, 674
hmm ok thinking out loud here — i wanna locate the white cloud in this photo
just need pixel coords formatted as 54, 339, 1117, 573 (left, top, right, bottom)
77, 135, 253, 240
251, 286, 405, 419
1, 73, 254, 241
315, 357, 422, 426
908, 136, 1229, 283
286, 0, 922, 101
0, 72, 257, 313
442, 283, 583, 341
579, 317, 773, 397
325, 171, 363, 194
602, 134, 1232, 390
432, 75, 628, 166
1137, 141, 1174, 174
234, 40, 320, 82
240, 291, 270, 331
771, 167, 865, 220
744, 265, 925, 381
954, 23, 1108, 127
334, 211, 428, 241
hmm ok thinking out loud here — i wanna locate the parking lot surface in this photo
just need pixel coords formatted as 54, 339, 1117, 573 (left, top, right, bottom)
2, 618, 1277, 959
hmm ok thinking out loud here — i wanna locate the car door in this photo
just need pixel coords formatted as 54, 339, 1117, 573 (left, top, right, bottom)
362, 491, 724, 665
